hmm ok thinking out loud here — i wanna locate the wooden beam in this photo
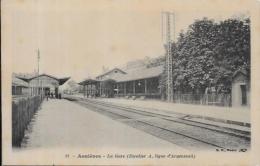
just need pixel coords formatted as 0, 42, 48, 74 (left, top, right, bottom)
91, 84, 93, 96
86, 85, 88, 97
83, 85, 86, 97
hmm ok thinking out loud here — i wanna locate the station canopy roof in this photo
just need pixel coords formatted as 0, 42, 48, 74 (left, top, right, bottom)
16, 74, 70, 85
78, 78, 100, 85
96, 68, 127, 79
12, 76, 29, 87
92, 65, 163, 83
58, 77, 71, 85
79, 64, 164, 85
114, 65, 164, 82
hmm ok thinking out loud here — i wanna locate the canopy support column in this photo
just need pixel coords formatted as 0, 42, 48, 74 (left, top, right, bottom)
116, 84, 119, 95
133, 81, 135, 95
99, 82, 102, 97
145, 79, 147, 94
124, 82, 126, 95
83, 85, 86, 97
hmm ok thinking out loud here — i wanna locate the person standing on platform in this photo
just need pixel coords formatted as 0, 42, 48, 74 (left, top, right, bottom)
46, 91, 49, 101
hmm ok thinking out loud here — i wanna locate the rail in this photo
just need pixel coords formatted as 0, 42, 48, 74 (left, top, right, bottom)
65, 96, 250, 150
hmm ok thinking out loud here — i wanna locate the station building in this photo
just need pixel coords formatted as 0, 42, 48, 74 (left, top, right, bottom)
15, 74, 70, 97
12, 75, 30, 96
79, 56, 250, 108
79, 61, 164, 99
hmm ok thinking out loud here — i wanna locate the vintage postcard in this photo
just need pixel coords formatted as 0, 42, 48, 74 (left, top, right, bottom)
2, 0, 260, 165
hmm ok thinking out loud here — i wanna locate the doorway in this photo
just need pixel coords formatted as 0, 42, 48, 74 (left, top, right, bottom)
55, 87, 58, 98
44, 87, 50, 96
240, 85, 247, 105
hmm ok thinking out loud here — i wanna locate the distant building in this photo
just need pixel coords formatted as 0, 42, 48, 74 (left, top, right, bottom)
60, 79, 81, 95
16, 74, 70, 97
79, 62, 163, 99
12, 76, 29, 96
231, 70, 250, 107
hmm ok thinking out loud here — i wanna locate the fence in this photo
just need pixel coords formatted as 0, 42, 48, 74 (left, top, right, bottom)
12, 95, 44, 147
172, 93, 231, 107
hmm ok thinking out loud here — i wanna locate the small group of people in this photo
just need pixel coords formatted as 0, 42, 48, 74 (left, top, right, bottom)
46, 92, 62, 101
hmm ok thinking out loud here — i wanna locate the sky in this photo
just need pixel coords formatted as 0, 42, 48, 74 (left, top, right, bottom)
4, 0, 250, 82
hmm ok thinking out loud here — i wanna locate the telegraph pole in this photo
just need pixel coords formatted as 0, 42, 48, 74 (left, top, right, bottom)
162, 12, 175, 102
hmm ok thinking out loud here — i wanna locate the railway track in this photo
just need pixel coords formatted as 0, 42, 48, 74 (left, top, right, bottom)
65, 96, 250, 151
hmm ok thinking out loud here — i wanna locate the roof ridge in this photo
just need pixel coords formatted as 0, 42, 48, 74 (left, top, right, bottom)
96, 67, 126, 78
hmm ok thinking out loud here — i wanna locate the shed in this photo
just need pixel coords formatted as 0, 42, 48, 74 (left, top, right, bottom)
231, 70, 250, 107
12, 76, 29, 96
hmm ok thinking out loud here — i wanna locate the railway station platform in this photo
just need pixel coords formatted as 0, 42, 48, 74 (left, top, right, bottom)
90, 97, 250, 126
69, 94, 250, 127
21, 98, 186, 150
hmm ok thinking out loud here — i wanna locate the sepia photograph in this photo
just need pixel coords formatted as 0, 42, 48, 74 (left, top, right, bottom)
2, 0, 260, 165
